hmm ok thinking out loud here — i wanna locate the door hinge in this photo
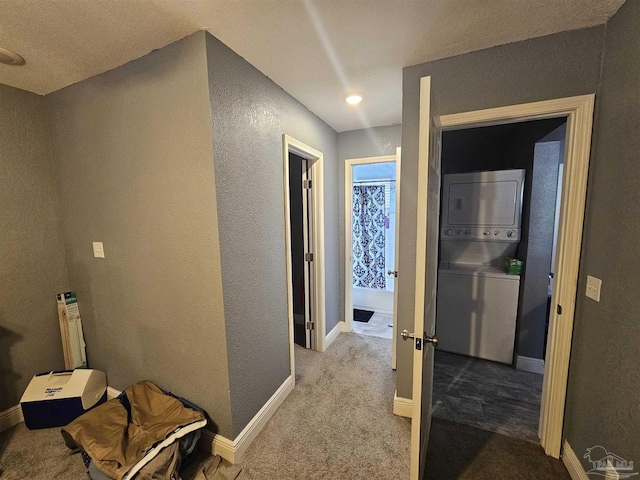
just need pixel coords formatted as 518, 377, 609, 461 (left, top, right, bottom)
303, 179, 312, 189
305, 252, 314, 262
306, 322, 315, 330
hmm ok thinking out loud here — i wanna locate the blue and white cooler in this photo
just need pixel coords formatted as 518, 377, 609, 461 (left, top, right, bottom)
20, 369, 107, 429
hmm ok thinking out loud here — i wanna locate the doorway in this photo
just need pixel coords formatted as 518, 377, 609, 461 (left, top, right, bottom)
283, 135, 326, 382
345, 149, 401, 368
408, 80, 595, 479
432, 117, 567, 444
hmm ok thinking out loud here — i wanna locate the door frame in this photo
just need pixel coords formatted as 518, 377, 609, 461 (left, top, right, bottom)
283, 134, 326, 382
344, 149, 401, 368
412, 85, 595, 459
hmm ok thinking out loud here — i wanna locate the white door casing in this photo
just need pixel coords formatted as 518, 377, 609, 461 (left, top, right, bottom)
409, 86, 595, 473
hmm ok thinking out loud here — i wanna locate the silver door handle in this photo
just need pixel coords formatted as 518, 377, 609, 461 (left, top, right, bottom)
387, 270, 398, 277
400, 330, 438, 347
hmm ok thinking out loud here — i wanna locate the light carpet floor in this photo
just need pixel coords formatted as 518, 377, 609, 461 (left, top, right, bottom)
237, 333, 411, 479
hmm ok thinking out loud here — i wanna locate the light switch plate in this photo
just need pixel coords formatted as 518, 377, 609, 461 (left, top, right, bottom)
586, 275, 601, 302
93, 242, 105, 258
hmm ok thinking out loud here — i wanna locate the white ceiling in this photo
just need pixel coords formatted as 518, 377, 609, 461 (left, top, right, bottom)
0, 0, 624, 132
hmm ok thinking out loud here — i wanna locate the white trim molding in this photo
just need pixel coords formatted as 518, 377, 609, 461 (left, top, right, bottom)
0, 404, 24, 432
393, 390, 412, 418
324, 322, 342, 350
201, 375, 294, 464
516, 356, 545, 375
340, 321, 352, 333
562, 440, 590, 480
107, 386, 121, 400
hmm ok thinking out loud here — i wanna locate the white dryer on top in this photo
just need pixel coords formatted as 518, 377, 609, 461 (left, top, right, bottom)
436, 169, 525, 364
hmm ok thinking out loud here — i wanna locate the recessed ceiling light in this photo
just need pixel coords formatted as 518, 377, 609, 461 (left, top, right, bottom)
344, 93, 363, 105
0, 46, 25, 66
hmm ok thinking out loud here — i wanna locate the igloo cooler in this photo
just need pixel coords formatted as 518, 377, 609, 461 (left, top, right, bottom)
20, 369, 107, 429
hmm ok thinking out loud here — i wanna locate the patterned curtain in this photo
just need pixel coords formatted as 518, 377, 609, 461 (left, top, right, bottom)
352, 185, 386, 289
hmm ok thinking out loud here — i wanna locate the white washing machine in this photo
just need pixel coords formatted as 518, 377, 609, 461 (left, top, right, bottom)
436, 169, 525, 364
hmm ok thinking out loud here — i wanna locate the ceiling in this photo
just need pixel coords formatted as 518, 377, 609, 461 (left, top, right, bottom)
0, 0, 624, 132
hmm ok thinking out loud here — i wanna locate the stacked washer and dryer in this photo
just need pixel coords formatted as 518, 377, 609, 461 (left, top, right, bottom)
436, 169, 525, 364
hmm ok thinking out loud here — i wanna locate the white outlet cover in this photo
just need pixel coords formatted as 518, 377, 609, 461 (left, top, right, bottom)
92, 242, 105, 258
586, 275, 601, 302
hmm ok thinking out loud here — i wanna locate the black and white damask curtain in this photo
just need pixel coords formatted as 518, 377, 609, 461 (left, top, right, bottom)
352, 185, 386, 290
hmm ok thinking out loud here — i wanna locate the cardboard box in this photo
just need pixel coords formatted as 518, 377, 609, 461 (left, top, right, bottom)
20, 369, 107, 429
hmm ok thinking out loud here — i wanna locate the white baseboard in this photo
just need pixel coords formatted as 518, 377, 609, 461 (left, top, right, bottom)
562, 440, 589, 480
0, 404, 24, 432
107, 386, 121, 400
516, 355, 545, 375
393, 390, 412, 418
324, 322, 342, 350
201, 375, 294, 464
340, 321, 352, 333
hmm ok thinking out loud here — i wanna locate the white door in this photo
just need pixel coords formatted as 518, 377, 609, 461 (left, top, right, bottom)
391, 147, 401, 369
302, 159, 314, 350
409, 76, 442, 480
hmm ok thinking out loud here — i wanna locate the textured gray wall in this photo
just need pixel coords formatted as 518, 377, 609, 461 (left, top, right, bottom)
0, 84, 69, 411
397, 26, 605, 398
205, 33, 339, 436
516, 140, 561, 359
564, 0, 640, 469
45, 33, 234, 437
337, 125, 402, 322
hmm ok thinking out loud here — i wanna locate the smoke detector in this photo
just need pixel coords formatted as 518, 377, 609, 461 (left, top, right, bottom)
0, 47, 25, 66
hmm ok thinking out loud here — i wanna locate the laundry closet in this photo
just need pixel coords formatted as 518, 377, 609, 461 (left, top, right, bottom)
435, 117, 567, 370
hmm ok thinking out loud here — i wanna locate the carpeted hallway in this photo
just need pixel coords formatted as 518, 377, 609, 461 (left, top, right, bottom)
237, 333, 411, 479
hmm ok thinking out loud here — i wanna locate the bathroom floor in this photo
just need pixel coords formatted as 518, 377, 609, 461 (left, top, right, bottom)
352, 312, 393, 339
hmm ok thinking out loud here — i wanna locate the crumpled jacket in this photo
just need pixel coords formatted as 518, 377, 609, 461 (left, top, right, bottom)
62, 380, 207, 480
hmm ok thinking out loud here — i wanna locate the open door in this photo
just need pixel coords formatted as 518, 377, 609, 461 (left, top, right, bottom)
408, 76, 442, 480
391, 147, 401, 369
289, 153, 315, 350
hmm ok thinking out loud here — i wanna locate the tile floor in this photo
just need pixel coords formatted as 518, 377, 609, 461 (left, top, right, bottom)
432, 350, 543, 443
351, 310, 541, 443
352, 311, 393, 339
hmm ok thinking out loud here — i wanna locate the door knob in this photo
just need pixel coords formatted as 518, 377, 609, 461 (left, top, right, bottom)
400, 329, 415, 341
400, 329, 438, 347
425, 334, 439, 347
387, 270, 398, 277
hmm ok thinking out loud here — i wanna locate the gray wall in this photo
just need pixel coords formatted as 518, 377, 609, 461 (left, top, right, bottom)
564, 0, 640, 469
45, 33, 234, 437
0, 84, 69, 411
338, 125, 402, 321
205, 33, 339, 436
397, 26, 606, 398
516, 138, 561, 360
